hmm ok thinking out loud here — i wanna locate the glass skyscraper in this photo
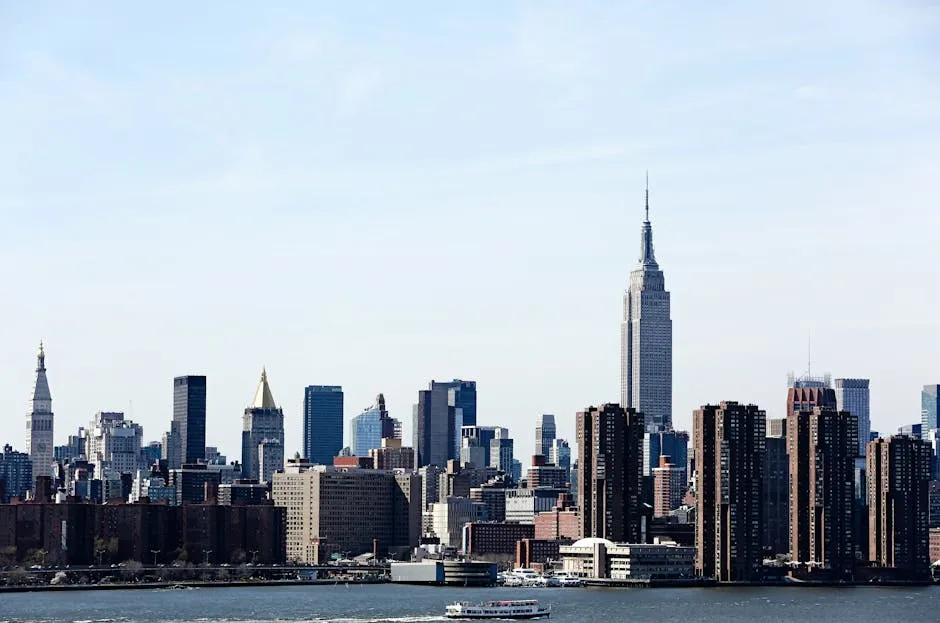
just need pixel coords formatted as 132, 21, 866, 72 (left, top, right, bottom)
834, 378, 870, 457
923, 384, 939, 440
350, 395, 399, 457
412, 379, 476, 468
303, 385, 343, 465
621, 181, 673, 432
173, 375, 206, 465
643, 430, 689, 477
535, 414, 556, 458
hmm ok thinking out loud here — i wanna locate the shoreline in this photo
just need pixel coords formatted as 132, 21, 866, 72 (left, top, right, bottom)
2, 578, 936, 593
0, 577, 386, 594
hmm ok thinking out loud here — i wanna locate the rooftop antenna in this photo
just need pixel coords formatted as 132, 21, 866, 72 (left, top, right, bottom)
807, 332, 812, 378
645, 170, 650, 222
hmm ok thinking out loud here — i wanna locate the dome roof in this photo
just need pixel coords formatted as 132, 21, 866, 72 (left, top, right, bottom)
571, 537, 616, 548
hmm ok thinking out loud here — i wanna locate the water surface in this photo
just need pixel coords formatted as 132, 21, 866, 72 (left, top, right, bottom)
2, 584, 938, 622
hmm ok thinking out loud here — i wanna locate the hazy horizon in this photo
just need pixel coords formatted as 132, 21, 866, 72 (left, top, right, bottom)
2, 1, 938, 463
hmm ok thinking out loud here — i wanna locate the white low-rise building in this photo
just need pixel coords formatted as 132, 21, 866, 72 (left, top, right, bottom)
559, 537, 694, 580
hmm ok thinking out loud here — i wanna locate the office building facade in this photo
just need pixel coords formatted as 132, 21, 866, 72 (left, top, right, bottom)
303, 385, 343, 465
576, 404, 644, 543
350, 393, 400, 457
694, 401, 765, 582
834, 378, 871, 457
621, 184, 673, 433
923, 384, 940, 441
173, 375, 207, 465
0, 445, 33, 503
535, 414, 556, 458
413, 380, 476, 468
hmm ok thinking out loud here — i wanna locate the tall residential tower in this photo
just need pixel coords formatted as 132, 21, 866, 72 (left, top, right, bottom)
620, 180, 672, 432
25, 343, 54, 484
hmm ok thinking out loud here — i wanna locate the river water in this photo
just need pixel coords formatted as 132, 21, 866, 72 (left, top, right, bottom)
2, 584, 938, 622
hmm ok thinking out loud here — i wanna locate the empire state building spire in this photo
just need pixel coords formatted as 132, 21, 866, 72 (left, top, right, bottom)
621, 176, 673, 432
639, 174, 658, 268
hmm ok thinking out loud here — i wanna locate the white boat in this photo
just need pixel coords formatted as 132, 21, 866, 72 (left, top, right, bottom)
551, 573, 584, 587
445, 600, 550, 619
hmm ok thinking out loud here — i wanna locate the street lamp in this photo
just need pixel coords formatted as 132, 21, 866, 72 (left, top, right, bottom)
204, 549, 213, 566
150, 549, 159, 566
249, 550, 259, 564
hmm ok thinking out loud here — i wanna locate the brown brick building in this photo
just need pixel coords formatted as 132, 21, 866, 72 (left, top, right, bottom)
867, 436, 932, 575
788, 406, 857, 578
463, 522, 535, 556
576, 404, 644, 543
533, 492, 579, 541
694, 401, 765, 582
0, 499, 286, 565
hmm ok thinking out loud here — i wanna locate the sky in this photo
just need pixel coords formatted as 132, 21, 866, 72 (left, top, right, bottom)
1, 1, 938, 464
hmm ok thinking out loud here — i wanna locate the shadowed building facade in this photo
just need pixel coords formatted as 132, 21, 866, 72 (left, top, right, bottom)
694, 402, 765, 582
413, 380, 476, 469
867, 435, 932, 575
576, 404, 644, 543
788, 406, 857, 578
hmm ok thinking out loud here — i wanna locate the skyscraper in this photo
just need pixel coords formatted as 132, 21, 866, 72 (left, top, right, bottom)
490, 429, 514, 477
412, 380, 476, 468
173, 375, 207, 465
303, 385, 343, 465
867, 435, 932, 575
350, 394, 400, 457
0, 444, 32, 503
788, 406, 857, 578
694, 401, 765, 582
576, 404, 644, 543
548, 438, 571, 482
241, 369, 285, 481
834, 378, 871, 457
922, 384, 939, 440
535, 414, 556, 458
25, 343, 54, 484
621, 181, 672, 432
85, 411, 144, 476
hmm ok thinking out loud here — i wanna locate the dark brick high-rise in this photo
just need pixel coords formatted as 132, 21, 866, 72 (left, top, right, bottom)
694, 402, 765, 582
867, 435, 932, 575
576, 404, 644, 543
788, 406, 857, 578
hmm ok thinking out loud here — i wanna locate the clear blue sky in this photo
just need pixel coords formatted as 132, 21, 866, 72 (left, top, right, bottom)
1, 1, 938, 462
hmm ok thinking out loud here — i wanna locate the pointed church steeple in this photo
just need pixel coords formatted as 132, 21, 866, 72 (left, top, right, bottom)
250, 367, 278, 409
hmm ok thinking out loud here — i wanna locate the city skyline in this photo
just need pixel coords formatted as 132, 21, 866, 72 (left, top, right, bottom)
2, 2, 939, 463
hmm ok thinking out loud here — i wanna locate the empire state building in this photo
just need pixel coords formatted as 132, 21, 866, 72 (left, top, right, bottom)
620, 181, 673, 432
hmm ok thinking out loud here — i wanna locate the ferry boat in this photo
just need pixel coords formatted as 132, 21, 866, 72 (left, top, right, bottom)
445, 599, 550, 619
